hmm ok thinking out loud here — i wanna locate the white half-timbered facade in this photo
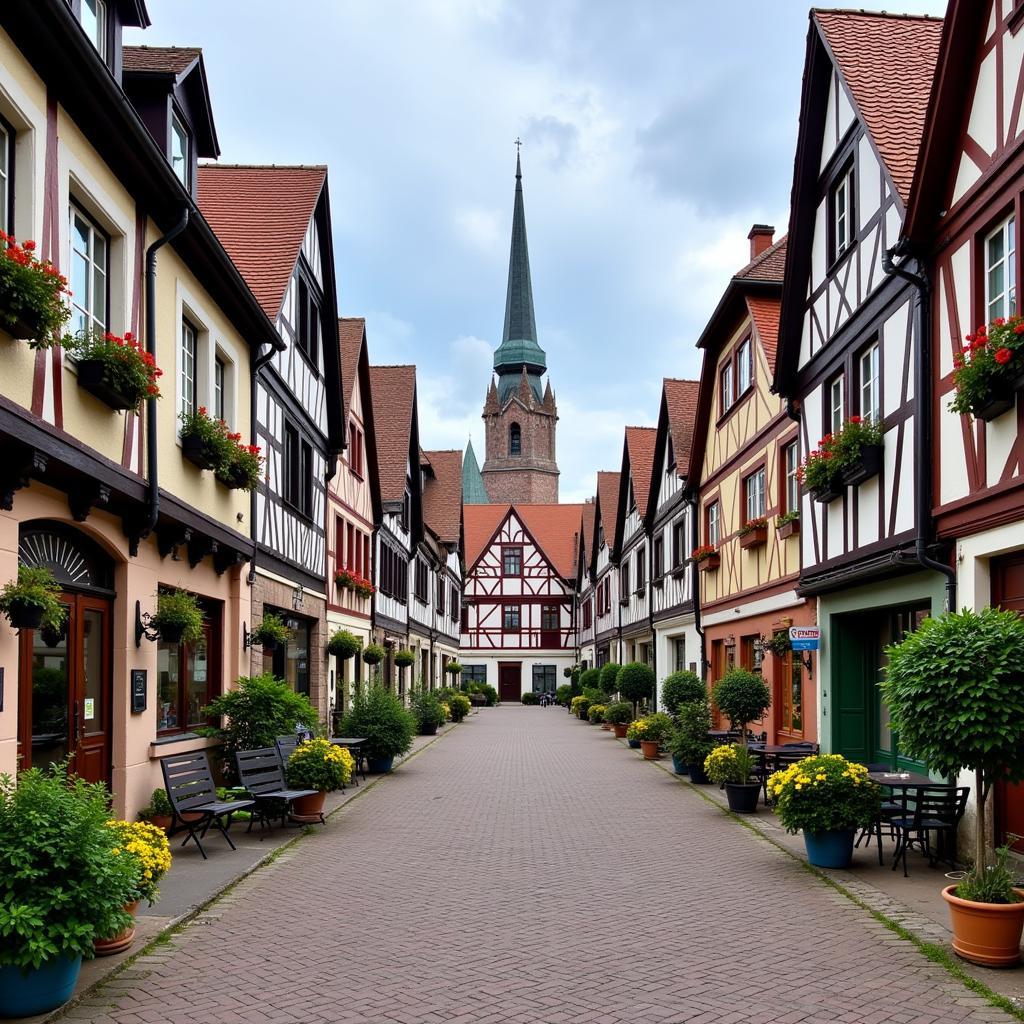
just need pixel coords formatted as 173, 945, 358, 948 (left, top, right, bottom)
591, 472, 621, 667
574, 502, 597, 669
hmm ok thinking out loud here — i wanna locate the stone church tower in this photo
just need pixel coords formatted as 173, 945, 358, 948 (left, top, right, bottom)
479, 153, 559, 503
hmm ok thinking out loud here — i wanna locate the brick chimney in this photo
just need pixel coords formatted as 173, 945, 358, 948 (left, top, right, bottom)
748, 224, 775, 261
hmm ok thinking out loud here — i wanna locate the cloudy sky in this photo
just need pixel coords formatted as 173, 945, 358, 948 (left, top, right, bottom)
129, 0, 945, 503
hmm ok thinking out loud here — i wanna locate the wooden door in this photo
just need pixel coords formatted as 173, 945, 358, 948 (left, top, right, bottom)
993, 553, 1024, 850
498, 662, 521, 703
540, 604, 560, 649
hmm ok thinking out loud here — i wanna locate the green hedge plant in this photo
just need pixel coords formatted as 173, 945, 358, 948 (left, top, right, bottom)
603, 701, 633, 725
618, 662, 656, 713
579, 667, 601, 692
599, 662, 622, 696
668, 699, 714, 767
554, 684, 573, 707
660, 670, 705, 716
410, 688, 447, 733
522, 691, 540, 705
339, 683, 416, 761
713, 669, 770, 746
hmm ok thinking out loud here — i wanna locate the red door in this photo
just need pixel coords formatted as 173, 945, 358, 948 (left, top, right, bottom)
498, 662, 521, 703
993, 553, 1024, 850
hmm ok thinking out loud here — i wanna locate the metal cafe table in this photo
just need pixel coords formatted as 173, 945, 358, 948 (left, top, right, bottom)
330, 737, 368, 784
864, 770, 958, 871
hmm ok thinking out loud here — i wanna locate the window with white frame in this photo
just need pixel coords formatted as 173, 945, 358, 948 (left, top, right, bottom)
79, 0, 108, 60
828, 374, 845, 435
180, 319, 198, 418
170, 111, 190, 190
784, 441, 799, 513
706, 501, 720, 548
213, 355, 225, 421
720, 362, 734, 414
986, 215, 1017, 322
69, 204, 108, 336
831, 163, 855, 262
859, 341, 880, 424
744, 467, 766, 522
737, 337, 752, 394
0, 116, 12, 234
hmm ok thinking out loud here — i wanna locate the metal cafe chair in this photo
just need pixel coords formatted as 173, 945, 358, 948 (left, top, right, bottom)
890, 785, 969, 877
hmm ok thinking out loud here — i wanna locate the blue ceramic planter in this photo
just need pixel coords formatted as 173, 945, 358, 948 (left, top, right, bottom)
366, 755, 394, 774
0, 955, 82, 1018
803, 829, 855, 869
627, 738, 641, 749
671, 754, 688, 776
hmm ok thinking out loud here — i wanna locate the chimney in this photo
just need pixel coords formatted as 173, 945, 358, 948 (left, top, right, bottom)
748, 224, 775, 261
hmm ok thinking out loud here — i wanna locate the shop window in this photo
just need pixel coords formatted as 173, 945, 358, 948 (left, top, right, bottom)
157, 614, 217, 735
780, 652, 804, 735
271, 613, 312, 697
532, 665, 557, 693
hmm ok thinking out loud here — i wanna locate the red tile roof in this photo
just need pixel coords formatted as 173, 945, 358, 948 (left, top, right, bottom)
663, 378, 700, 477
596, 471, 621, 553
624, 426, 657, 519
368, 365, 416, 504
464, 504, 584, 579
196, 165, 326, 321
122, 45, 201, 75
815, 10, 943, 206
464, 505, 509, 572
422, 450, 463, 546
735, 234, 788, 282
578, 500, 597, 575
746, 295, 782, 376
338, 318, 365, 425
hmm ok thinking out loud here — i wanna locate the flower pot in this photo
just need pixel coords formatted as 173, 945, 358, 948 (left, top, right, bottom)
810, 477, 844, 503
724, 781, 761, 813
803, 829, 856, 869
613, 724, 628, 739
290, 790, 327, 822
94, 901, 139, 957
627, 738, 641, 749
40, 622, 66, 647
671, 753, 688, 776
366, 755, 394, 774
156, 620, 186, 645
739, 526, 767, 549
640, 739, 661, 760
419, 722, 438, 736
147, 814, 173, 832
0, 281, 45, 341
181, 434, 220, 471
578, 711, 589, 721
689, 763, 710, 785
698, 555, 720, 572
258, 635, 281, 653
76, 359, 139, 411
942, 885, 1024, 967
841, 443, 884, 486
777, 519, 800, 539
4, 598, 44, 629
0, 954, 82, 1018
975, 392, 1017, 422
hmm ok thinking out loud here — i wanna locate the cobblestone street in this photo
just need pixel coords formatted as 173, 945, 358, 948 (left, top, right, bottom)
69, 708, 1013, 1024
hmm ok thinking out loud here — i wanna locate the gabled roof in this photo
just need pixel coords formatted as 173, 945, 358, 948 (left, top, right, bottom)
735, 235, 788, 283
624, 426, 657, 519
815, 9, 943, 208
590, 470, 622, 569
663, 378, 700, 478
368, 364, 418, 504
338, 317, 365, 425
123, 45, 200, 74
464, 503, 584, 580
422, 450, 463, 548
197, 165, 327, 322
578, 500, 597, 577
746, 295, 782, 376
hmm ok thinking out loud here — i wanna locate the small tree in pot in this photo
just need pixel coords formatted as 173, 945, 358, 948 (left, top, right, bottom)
882, 607, 1024, 966
410, 688, 447, 735
660, 670, 705, 717
667, 699, 714, 781
599, 662, 621, 697
713, 669, 770, 747
338, 683, 415, 773
617, 662, 655, 716
604, 700, 633, 738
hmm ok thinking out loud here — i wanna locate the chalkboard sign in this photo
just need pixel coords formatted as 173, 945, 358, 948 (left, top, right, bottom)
130, 669, 147, 714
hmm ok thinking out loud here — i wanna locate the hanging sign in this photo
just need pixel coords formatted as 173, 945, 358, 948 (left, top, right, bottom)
789, 626, 820, 652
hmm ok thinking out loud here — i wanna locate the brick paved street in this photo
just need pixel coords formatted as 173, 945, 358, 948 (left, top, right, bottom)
69, 708, 1013, 1024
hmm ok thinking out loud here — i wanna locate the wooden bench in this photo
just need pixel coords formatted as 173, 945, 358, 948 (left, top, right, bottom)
236, 747, 321, 829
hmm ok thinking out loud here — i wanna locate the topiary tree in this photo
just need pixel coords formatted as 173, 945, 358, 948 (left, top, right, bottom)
617, 662, 656, 714
713, 669, 770, 747
661, 670, 706, 716
579, 667, 601, 692
600, 662, 622, 696
881, 608, 1024, 877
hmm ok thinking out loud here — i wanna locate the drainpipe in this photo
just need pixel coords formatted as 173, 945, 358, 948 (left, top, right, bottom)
647, 521, 657, 710
687, 491, 707, 681
246, 344, 279, 587
882, 240, 957, 612
143, 207, 189, 539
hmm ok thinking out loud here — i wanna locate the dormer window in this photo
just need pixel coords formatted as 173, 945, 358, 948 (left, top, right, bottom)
170, 111, 190, 189
79, 0, 108, 61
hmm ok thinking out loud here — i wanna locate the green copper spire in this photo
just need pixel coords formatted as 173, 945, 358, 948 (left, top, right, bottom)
494, 150, 546, 403
462, 437, 490, 504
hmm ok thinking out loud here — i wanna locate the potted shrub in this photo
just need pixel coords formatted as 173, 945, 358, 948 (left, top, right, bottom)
668, 699, 713, 781
776, 510, 800, 539
660, 670, 705, 717
579, 667, 601, 693
604, 701, 633, 738
713, 669, 771, 747
0, 231, 72, 346
446, 691, 472, 722
179, 406, 232, 471
599, 662, 621, 697
339, 683, 416, 773
521, 691, 541, 706
705, 745, 760, 812
881, 607, 1024, 966
555, 684, 573, 708
327, 629, 362, 660
692, 544, 720, 572
767, 754, 880, 869
411, 689, 447, 736
215, 433, 264, 491
95, 820, 172, 956
587, 702, 607, 725
0, 565, 66, 631
625, 718, 644, 749
69, 328, 162, 412
0, 765, 138, 1017
250, 612, 291, 653
617, 662, 656, 716
766, 629, 792, 658
362, 643, 385, 666
284, 738, 353, 820
738, 515, 768, 549
152, 589, 205, 646
949, 316, 1024, 422
138, 788, 173, 832
394, 649, 416, 670
571, 695, 591, 721
633, 712, 673, 759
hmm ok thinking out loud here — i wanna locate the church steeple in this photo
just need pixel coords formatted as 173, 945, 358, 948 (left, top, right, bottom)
493, 151, 546, 403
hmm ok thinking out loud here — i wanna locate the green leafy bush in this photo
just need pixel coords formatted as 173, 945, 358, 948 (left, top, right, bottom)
713, 669, 771, 744
138, 787, 172, 822
618, 662, 656, 710
468, 682, 498, 706
200, 674, 319, 783
599, 662, 621, 696
587, 703, 606, 722
579, 668, 601, 692
410, 689, 447, 732
767, 754, 879, 835
445, 661, 463, 676
521, 691, 540, 705
0, 764, 138, 970
660, 670, 705, 716
554, 684, 573, 706
339, 684, 416, 760
570, 695, 591, 717
667, 699, 714, 766
603, 701, 633, 725
327, 629, 362, 659
447, 692, 472, 721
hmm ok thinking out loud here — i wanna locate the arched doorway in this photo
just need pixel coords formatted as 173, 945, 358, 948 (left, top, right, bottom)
16, 521, 115, 784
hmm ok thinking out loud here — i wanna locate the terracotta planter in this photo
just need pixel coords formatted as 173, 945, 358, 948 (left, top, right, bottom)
147, 814, 173, 832
777, 519, 800, 539
289, 790, 327, 822
94, 901, 139, 957
698, 555, 720, 573
942, 885, 1024, 967
76, 359, 140, 411
841, 443, 884, 486
181, 434, 220, 471
739, 526, 767, 549
640, 739, 661, 760
613, 723, 628, 738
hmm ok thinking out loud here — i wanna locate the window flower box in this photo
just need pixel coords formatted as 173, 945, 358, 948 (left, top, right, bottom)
0, 232, 72, 348
698, 554, 720, 572
181, 434, 220, 471
970, 368, 1024, 422
950, 317, 1024, 422
800, 416, 882, 503
68, 330, 162, 413
692, 545, 719, 572
738, 517, 768, 549
810, 477, 843, 504
76, 359, 137, 410
776, 516, 800, 539
618, 596, 629, 608
840, 442, 883, 486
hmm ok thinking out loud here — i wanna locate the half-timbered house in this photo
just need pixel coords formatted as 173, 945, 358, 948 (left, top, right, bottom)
591, 471, 621, 667
198, 164, 344, 721
461, 504, 582, 700
646, 378, 701, 695
775, 10, 944, 763
327, 318, 380, 716
902, 0, 1024, 845
574, 499, 597, 669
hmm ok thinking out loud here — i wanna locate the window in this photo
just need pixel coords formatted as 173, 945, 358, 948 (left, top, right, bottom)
672, 518, 686, 569
781, 652, 804, 735
284, 423, 313, 518
461, 604, 469, 632
170, 111, 190, 189
720, 362, 734, 414
986, 215, 1017, 322
582, 599, 592, 629
436, 575, 445, 615
636, 545, 646, 591
706, 501, 720, 548
598, 525, 605, 549
653, 536, 664, 579
157, 605, 216, 735
503, 546, 522, 576
541, 604, 559, 631
180, 319, 198, 418
414, 559, 428, 602
744, 467, 766, 523
70, 204, 108, 336
737, 337, 752, 395
509, 422, 521, 456
858, 341, 880, 424
296, 273, 320, 366
828, 374, 845, 435
0, 115, 12, 235
462, 665, 487, 685
349, 421, 363, 477
532, 665, 557, 693
620, 560, 630, 600
831, 162, 855, 262
271, 613, 312, 697
603, 576, 611, 612
213, 355, 225, 421
783, 440, 799, 514
450, 585, 459, 622
666, 436, 675, 470
674, 637, 687, 672
503, 605, 520, 631
401, 488, 410, 532
79, 0, 108, 60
